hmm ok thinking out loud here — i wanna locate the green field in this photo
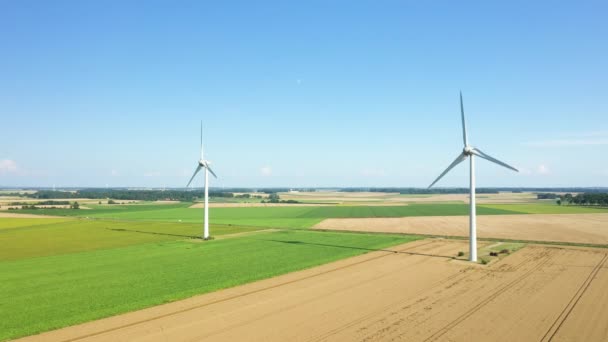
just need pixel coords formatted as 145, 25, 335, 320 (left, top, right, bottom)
480, 203, 608, 214
0, 218, 265, 261
17, 202, 530, 229
13, 202, 608, 233
5, 200, 608, 340
0, 228, 419, 341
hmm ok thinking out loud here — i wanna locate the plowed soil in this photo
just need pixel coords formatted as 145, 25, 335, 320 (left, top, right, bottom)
314, 213, 608, 244
17, 240, 608, 341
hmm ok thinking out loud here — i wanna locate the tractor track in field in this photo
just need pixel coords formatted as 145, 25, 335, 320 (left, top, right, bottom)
348, 246, 548, 342
423, 249, 554, 341
308, 265, 475, 342
55, 240, 440, 342
542, 253, 608, 341
18, 241, 608, 342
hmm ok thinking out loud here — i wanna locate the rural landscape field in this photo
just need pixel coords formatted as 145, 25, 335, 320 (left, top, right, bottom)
1, 190, 608, 341
2, 1, 608, 341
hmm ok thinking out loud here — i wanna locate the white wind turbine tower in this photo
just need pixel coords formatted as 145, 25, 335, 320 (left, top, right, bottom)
428, 92, 518, 262
186, 122, 218, 240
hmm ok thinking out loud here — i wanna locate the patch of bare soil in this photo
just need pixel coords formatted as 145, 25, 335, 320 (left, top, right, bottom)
0, 212, 65, 218
189, 202, 327, 208
314, 214, 608, 245
16, 240, 608, 342
280, 191, 540, 205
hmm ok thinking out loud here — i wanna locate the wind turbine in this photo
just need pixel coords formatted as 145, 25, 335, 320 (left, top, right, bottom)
186, 122, 218, 240
428, 92, 518, 262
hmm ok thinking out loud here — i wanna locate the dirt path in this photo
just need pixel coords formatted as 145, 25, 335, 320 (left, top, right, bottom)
0, 212, 66, 219
314, 213, 608, 244
189, 203, 327, 208
17, 240, 608, 342
213, 229, 280, 240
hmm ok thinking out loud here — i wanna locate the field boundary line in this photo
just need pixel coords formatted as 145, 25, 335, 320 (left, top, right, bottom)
423, 250, 554, 341
48, 240, 438, 342
313, 228, 608, 249
541, 253, 608, 342
309, 267, 475, 341
195, 241, 456, 341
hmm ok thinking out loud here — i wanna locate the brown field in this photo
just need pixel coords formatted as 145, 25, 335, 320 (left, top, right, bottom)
314, 213, 608, 245
189, 202, 327, 208
280, 191, 542, 204
18, 239, 608, 342
0, 212, 65, 218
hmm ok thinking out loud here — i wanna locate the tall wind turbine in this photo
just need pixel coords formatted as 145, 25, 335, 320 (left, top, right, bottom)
186, 122, 218, 240
428, 92, 518, 262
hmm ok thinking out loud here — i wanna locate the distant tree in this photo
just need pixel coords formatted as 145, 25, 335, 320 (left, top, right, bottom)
71, 201, 80, 209
268, 193, 280, 203
556, 199, 561, 206
108, 199, 116, 204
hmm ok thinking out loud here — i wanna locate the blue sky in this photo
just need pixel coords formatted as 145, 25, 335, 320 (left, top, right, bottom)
1, 0, 607, 188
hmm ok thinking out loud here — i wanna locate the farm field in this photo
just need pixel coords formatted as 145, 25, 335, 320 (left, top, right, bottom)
14, 201, 608, 230
17, 239, 608, 342
4, 194, 608, 341
314, 213, 608, 245
0, 218, 266, 261
279, 190, 542, 204
0, 227, 418, 341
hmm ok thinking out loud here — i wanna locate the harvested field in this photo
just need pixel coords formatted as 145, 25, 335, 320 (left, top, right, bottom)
280, 191, 541, 204
189, 202, 326, 208
314, 213, 608, 244
18, 239, 608, 342
0, 212, 65, 218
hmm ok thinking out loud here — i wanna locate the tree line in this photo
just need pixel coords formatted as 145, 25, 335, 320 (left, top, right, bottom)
558, 193, 608, 206
23, 190, 237, 202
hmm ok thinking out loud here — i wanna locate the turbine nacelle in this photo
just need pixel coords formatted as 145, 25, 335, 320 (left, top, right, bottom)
186, 122, 218, 189
463, 146, 474, 155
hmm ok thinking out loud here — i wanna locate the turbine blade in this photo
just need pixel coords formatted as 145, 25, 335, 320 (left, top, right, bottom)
472, 148, 519, 172
428, 152, 467, 188
186, 165, 203, 187
460, 91, 468, 147
206, 166, 218, 179
200, 121, 204, 160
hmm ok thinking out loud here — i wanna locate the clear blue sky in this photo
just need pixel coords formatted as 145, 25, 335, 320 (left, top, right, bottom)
1, 1, 607, 188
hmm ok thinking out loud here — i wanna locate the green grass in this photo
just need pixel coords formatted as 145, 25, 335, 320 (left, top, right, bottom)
0, 218, 72, 230
0, 218, 264, 261
16, 202, 192, 217
0, 229, 420, 341
298, 204, 522, 218
480, 203, 608, 214
18, 203, 526, 229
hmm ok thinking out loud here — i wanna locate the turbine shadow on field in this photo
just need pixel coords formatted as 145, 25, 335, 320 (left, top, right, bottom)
259, 239, 454, 259
106, 228, 200, 239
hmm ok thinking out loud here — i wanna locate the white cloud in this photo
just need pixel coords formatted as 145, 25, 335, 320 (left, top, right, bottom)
143, 171, 161, 177
537, 164, 550, 175
0, 159, 18, 173
260, 166, 272, 176
110, 169, 119, 176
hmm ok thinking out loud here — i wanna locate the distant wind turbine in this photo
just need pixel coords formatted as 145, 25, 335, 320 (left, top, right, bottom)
186, 122, 218, 240
428, 92, 518, 262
